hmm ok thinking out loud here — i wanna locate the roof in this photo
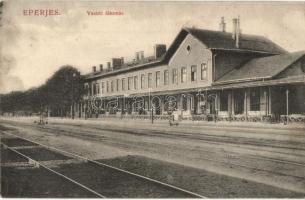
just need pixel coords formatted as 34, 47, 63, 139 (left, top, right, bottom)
215, 51, 305, 84
83, 55, 163, 80
83, 59, 163, 80
185, 28, 287, 54
84, 27, 288, 80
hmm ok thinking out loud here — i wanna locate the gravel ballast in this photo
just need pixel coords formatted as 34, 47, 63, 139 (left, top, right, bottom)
99, 155, 305, 198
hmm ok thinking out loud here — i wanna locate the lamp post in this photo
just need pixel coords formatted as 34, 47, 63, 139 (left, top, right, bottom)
71, 72, 77, 120
285, 88, 289, 125
0, 95, 2, 116
151, 103, 154, 124
148, 88, 154, 124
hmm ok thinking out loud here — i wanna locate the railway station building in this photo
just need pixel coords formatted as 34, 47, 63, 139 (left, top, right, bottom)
77, 18, 305, 123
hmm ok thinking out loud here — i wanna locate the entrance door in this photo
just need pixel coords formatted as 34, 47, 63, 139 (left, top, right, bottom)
271, 86, 286, 121
187, 97, 194, 114
234, 90, 244, 115
152, 97, 161, 115
207, 94, 216, 114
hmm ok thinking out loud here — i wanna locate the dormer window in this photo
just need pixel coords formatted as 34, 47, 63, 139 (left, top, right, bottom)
186, 45, 191, 53
301, 60, 305, 73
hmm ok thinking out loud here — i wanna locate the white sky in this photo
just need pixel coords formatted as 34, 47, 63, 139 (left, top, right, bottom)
1, 0, 305, 93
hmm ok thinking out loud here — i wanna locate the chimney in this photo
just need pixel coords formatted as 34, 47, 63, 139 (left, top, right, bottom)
219, 17, 226, 32
112, 57, 124, 70
107, 62, 111, 71
92, 66, 96, 72
135, 52, 140, 61
140, 51, 144, 60
232, 18, 237, 39
99, 64, 103, 71
154, 44, 167, 59
232, 17, 240, 48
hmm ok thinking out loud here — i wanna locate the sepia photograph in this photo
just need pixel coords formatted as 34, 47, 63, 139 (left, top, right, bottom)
0, 0, 305, 198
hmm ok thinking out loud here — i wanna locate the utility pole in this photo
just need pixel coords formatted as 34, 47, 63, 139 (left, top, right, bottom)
0, 95, 2, 116
71, 72, 76, 120
215, 93, 218, 123
286, 88, 289, 125
151, 105, 154, 124
148, 88, 154, 124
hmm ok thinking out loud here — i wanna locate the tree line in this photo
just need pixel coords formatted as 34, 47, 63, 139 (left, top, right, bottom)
0, 66, 85, 117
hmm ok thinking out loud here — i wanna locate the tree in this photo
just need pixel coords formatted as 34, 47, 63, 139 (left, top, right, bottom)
0, 65, 84, 117
43, 65, 84, 117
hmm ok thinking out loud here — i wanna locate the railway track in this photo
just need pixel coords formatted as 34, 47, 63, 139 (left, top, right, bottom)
26, 121, 305, 155
5, 120, 305, 150
1, 124, 305, 197
1, 132, 206, 198
3, 121, 305, 158
35, 123, 305, 170
1, 143, 106, 198
2, 122, 305, 180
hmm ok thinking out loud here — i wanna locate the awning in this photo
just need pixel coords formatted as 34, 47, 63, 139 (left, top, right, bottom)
212, 75, 305, 90
129, 75, 305, 97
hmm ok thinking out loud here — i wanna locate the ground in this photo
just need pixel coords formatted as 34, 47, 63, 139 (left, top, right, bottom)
0, 116, 305, 198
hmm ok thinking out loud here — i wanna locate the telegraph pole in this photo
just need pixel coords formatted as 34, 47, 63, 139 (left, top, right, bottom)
151, 104, 154, 124
71, 72, 76, 120
148, 88, 154, 124
0, 95, 2, 116
286, 88, 289, 125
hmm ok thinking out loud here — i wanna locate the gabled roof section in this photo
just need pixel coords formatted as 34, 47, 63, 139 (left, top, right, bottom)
163, 29, 189, 62
163, 27, 287, 63
184, 28, 287, 54
215, 51, 305, 84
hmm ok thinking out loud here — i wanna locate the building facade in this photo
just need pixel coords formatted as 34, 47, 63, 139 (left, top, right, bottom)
77, 18, 305, 123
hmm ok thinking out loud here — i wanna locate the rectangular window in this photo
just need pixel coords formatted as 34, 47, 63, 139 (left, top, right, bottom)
116, 79, 119, 92
148, 73, 152, 88
182, 98, 187, 111
172, 69, 178, 84
191, 65, 197, 82
201, 63, 207, 80
96, 83, 100, 94
250, 88, 260, 111
106, 81, 109, 93
164, 70, 169, 85
85, 85, 89, 95
101, 82, 104, 94
220, 91, 229, 111
181, 67, 187, 83
156, 71, 160, 87
141, 74, 145, 89
128, 77, 133, 90
93, 83, 96, 95
134, 76, 138, 90
122, 78, 126, 91
88, 84, 92, 95
111, 81, 114, 92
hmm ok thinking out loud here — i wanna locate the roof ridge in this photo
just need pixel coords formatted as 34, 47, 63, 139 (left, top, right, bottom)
184, 27, 267, 39
183, 27, 287, 54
